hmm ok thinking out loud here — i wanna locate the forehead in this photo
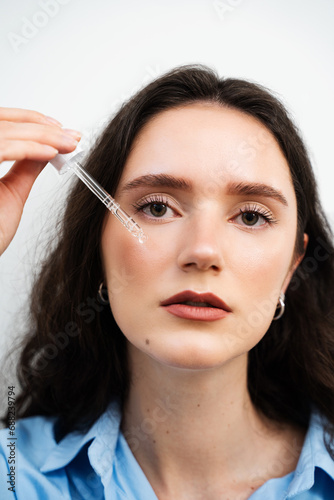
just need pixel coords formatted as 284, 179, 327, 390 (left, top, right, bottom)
119, 102, 294, 193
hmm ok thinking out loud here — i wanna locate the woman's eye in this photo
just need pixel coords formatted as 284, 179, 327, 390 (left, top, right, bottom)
132, 198, 178, 219
144, 202, 171, 218
240, 212, 262, 226
235, 210, 273, 227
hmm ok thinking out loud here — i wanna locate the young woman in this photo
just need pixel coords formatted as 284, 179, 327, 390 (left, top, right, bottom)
0, 65, 333, 499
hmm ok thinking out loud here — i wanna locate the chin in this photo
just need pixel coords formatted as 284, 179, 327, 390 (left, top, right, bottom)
148, 337, 233, 371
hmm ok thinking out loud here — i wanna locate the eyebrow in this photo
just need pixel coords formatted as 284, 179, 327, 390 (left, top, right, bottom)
226, 181, 288, 206
121, 174, 192, 193
120, 173, 288, 206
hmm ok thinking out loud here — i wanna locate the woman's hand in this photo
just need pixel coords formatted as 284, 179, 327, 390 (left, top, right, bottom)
0, 107, 81, 256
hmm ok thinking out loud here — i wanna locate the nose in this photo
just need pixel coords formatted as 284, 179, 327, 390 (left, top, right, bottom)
176, 213, 224, 273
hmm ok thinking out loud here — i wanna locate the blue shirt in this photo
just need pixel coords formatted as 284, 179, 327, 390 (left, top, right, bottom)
1, 401, 334, 499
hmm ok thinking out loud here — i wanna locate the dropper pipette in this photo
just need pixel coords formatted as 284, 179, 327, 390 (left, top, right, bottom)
50, 146, 147, 244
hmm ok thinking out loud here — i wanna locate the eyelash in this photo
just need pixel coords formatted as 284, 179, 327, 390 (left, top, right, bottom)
132, 196, 278, 227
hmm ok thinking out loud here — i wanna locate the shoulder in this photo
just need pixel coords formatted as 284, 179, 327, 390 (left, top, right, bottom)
0, 415, 58, 499
0, 401, 122, 500
0, 414, 57, 464
286, 411, 334, 498
309, 411, 334, 478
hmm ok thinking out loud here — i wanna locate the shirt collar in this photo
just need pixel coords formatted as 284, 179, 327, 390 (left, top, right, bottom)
40, 403, 334, 492
286, 410, 334, 497
40, 400, 122, 473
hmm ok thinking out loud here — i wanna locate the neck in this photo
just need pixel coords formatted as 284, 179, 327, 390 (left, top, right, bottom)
121, 345, 301, 497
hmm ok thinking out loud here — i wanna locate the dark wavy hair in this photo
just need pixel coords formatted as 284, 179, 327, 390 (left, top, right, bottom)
3, 65, 334, 446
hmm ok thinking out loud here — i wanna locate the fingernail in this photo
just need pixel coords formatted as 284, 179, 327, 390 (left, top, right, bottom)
42, 145, 58, 155
61, 135, 79, 147
45, 116, 62, 126
62, 128, 82, 141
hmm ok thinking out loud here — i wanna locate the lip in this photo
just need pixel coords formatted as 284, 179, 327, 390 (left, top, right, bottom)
160, 290, 232, 322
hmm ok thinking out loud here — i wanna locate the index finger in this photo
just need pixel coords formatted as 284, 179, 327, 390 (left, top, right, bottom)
0, 107, 62, 127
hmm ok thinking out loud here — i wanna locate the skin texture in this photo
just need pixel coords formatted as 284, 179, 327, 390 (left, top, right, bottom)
101, 103, 308, 499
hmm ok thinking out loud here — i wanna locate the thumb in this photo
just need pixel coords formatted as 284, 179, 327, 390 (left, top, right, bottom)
1, 159, 48, 207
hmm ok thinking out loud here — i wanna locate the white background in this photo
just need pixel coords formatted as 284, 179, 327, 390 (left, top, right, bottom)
0, 0, 333, 392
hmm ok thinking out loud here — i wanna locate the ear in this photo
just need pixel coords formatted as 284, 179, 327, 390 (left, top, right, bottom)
282, 233, 308, 293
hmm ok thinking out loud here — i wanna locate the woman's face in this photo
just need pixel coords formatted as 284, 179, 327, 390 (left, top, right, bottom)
101, 103, 306, 370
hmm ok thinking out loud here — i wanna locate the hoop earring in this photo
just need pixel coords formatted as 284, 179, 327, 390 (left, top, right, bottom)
98, 282, 109, 305
273, 292, 285, 320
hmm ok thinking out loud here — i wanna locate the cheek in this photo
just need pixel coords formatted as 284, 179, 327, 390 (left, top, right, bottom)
226, 228, 296, 311
221, 233, 295, 351
101, 216, 171, 304
101, 219, 175, 342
